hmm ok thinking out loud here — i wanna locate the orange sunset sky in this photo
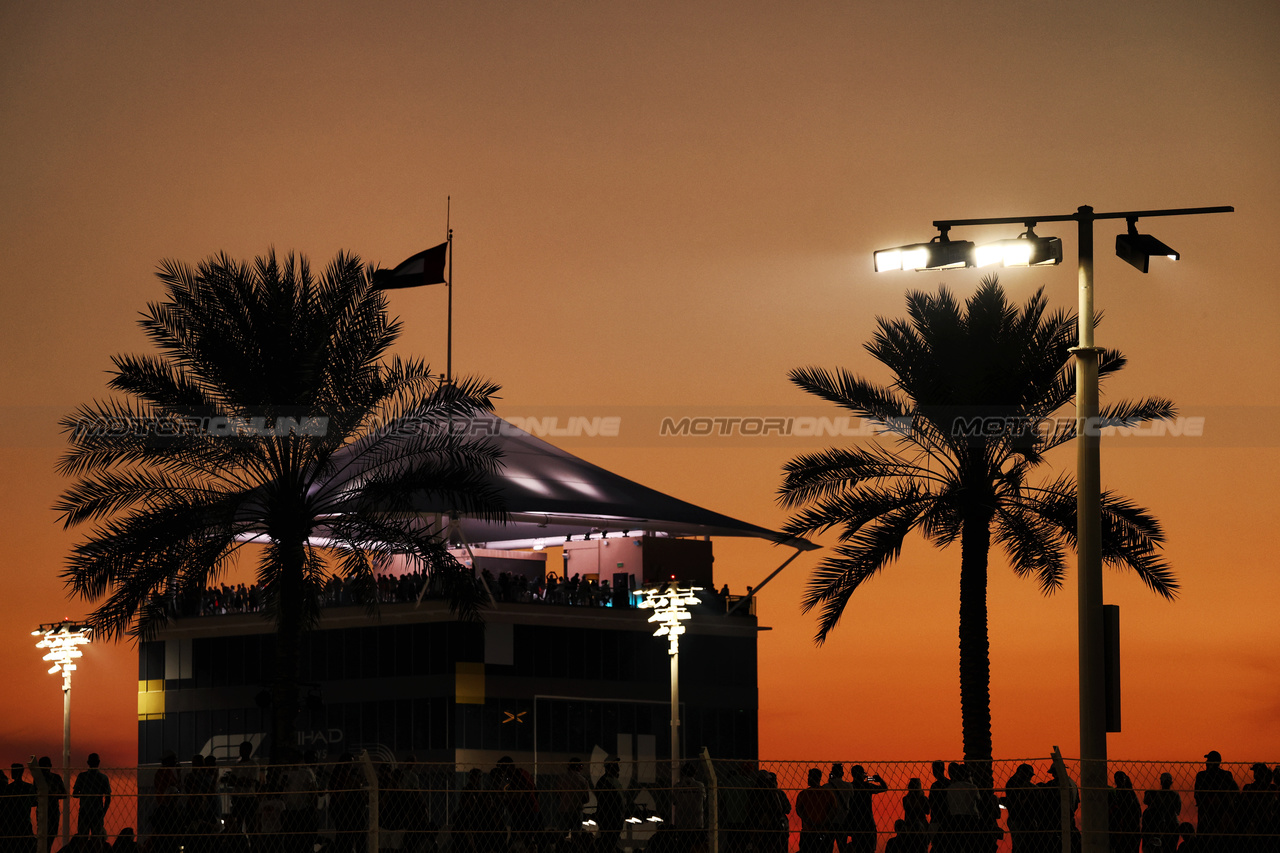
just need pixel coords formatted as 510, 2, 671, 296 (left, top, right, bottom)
2, 1, 1277, 768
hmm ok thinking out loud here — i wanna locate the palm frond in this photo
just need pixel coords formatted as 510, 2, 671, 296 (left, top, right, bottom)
778, 444, 949, 508
783, 482, 934, 540
802, 503, 923, 643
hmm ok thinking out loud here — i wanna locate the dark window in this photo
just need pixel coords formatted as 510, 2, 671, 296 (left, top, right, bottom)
140, 641, 164, 680
583, 637, 602, 680
139, 719, 164, 765
326, 629, 345, 680
342, 629, 361, 679
429, 697, 449, 750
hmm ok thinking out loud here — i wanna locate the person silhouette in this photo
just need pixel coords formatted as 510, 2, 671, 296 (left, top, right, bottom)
901, 778, 929, 853
227, 740, 262, 834
671, 761, 706, 853
1001, 764, 1038, 853
6, 762, 38, 851
1239, 762, 1276, 853
1175, 821, 1203, 852
1193, 751, 1238, 852
941, 763, 980, 853
822, 763, 852, 853
1109, 771, 1141, 853
112, 827, 139, 853
845, 766, 885, 853
795, 768, 836, 853
1142, 772, 1181, 853
927, 761, 950, 851
594, 756, 625, 853
883, 820, 909, 853
73, 753, 112, 837
36, 757, 67, 853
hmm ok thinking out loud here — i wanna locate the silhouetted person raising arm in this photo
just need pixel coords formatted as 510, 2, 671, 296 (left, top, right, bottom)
845, 766, 886, 853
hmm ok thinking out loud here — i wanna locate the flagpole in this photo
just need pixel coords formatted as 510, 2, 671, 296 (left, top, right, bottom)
446, 196, 453, 384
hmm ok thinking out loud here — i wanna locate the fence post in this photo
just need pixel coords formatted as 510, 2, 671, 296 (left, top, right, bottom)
701, 749, 717, 853
360, 752, 379, 853
1051, 747, 1071, 853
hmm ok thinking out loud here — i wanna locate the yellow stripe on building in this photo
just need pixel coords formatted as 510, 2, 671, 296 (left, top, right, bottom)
455, 662, 485, 705
138, 679, 165, 720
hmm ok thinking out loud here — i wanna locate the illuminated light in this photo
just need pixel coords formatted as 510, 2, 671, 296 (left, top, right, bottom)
1115, 220, 1180, 273
873, 247, 903, 272
975, 229, 1063, 268
636, 583, 702, 655
900, 247, 929, 270
875, 236, 975, 272
35, 621, 92, 691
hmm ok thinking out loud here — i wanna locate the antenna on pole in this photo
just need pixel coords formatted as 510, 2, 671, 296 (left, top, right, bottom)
446, 196, 453, 384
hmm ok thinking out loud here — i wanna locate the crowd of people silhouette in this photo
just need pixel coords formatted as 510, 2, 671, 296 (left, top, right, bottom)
175, 572, 748, 618
0, 753, 117, 853
5, 751, 1277, 853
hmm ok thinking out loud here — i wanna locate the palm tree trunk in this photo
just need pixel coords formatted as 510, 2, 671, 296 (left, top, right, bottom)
271, 538, 305, 762
957, 502, 994, 766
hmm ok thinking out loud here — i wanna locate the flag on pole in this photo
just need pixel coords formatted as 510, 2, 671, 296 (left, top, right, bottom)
372, 242, 448, 290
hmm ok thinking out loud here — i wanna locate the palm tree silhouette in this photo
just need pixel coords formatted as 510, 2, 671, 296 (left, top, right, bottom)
779, 276, 1177, 764
56, 249, 505, 756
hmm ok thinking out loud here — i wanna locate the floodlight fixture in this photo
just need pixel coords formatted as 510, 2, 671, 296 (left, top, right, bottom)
874, 234, 975, 272
35, 621, 92, 692
974, 226, 1064, 268
1115, 219, 1179, 273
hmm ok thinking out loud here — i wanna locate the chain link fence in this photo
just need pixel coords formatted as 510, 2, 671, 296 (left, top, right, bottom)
3, 756, 1277, 853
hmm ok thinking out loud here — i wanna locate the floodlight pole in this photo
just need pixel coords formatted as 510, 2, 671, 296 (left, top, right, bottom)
670, 629, 680, 793
1073, 207, 1107, 853
62, 677, 72, 847
919, 204, 1232, 853
34, 621, 92, 850
636, 583, 702, 821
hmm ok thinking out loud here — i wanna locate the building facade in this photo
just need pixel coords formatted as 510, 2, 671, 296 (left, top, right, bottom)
137, 544, 759, 772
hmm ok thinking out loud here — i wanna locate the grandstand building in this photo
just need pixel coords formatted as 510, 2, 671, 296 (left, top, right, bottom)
136, 418, 812, 774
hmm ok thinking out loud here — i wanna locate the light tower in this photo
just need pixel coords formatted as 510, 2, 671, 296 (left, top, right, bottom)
34, 620, 92, 849
636, 581, 702, 809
